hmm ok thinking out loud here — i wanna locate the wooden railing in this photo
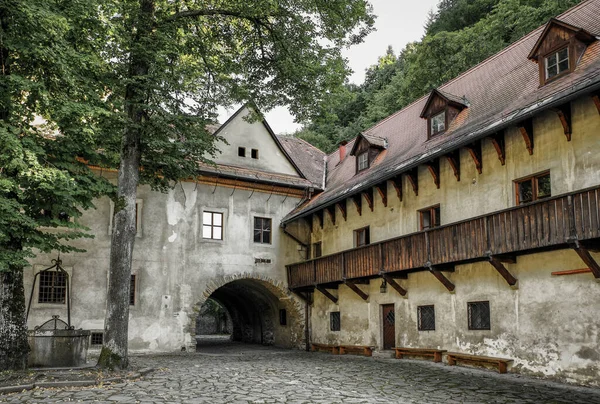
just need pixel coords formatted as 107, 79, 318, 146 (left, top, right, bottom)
287, 186, 600, 289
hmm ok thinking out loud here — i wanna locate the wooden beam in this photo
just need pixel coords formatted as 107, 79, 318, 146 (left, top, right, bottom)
445, 150, 460, 181
336, 200, 347, 221
488, 256, 518, 287
362, 189, 374, 212
552, 103, 572, 141
425, 159, 440, 189
374, 182, 388, 207
345, 280, 369, 301
390, 176, 403, 201
464, 141, 482, 174
488, 132, 506, 166
552, 268, 592, 276
591, 93, 600, 115
427, 265, 455, 292
382, 275, 407, 297
518, 119, 534, 155
352, 194, 362, 216
406, 168, 418, 196
315, 210, 324, 229
573, 247, 600, 279
326, 205, 336, 226
316, 286, 338, 304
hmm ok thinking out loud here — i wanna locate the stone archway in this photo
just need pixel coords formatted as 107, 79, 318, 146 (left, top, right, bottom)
190, 274, 305, 349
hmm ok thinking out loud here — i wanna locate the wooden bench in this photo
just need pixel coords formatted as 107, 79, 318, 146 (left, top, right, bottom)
393, 347, 447, 363
310, 343, 339, 355
446, 352, 513, 374
338, 345, 373, 357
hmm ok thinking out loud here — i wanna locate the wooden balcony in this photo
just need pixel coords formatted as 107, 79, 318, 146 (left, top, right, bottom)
287, 186, 600, 290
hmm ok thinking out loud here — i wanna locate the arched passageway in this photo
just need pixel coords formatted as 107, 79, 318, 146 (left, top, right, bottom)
194, 278, 305, 349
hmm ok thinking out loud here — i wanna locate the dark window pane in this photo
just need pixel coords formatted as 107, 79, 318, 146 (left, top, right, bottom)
279, 309, 287, 326
418, 305, 435, 331
558, 59, 569, 73
330, 312, 341, 331
518, 180, 533, 204
537, 174, 551, 199
254, 217, 272, 244
130, 275, 136, 306
238, 147, 246, 157
90, 332, 103, 345
468, 301, 490, 330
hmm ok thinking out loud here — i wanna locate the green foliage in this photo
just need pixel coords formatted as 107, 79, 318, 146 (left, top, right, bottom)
296, 0, 582, 153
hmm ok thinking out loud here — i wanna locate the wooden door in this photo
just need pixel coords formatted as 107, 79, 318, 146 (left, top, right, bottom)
382, 304, 395, 350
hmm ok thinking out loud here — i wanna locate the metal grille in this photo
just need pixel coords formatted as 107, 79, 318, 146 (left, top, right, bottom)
38, 271, 66, 304
468, 301, 490, 330
90, 332, 103, 345
418, 305, 435, 331
330, 311, 341, 331
130, 275, 136, 306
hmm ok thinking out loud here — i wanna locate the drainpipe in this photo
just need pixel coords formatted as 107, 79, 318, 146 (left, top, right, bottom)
305, 298, 310, 351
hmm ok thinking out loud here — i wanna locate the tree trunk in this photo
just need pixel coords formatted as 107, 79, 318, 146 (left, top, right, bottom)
97, 0, 154, 370
0, 262, 30, 371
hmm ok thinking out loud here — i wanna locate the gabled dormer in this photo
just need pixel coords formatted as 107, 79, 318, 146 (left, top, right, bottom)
528, 18, 596, 86
349, 133, 386, 174
420, 89, 468, 139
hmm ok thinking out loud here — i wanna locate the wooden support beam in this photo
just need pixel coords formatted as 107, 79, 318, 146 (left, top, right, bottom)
406, 168, 418, 196
345, 280, 369, 301
362, 188, 374, 212
337, 200, 347, 221
352, 194, 362, 216
326, 205, 336, 226
518, 119, 534, 155
488, 133, 506, 166
445, 150, 460, 181
488, 256, 518, 287
573, 246, 600, 279
427, 265, 455, 292
390, 176, 403, 201
382, 275, 407, 297
316, 286, 338, 304
552, 268, 592, 276
591, 93, 600, 115
425, 159, 440, 189
315, 210, 324, 229
464, 141, 482, 174
374, 182, 388, 207
553, 104, 572, 141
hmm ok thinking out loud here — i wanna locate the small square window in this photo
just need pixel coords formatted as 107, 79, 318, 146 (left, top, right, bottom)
515, 171, 551, 205
38, 271, 67, 304
279, 309, 287, 326
430, 111, 446, 136
251, 149, 259, 159
90, 332, 104, 346
312, 242, 322, 259
330, 312, 341, 332
418, 205, 441, 230
357, 152, 369, 172
354, 226, 370, 247
238, 147, 246, 157
545, 47, 569, 80
253, 217, 272, 244
130, 274, 136, 306
203, 211, 224, 240
418, 305, 435, 331
468, 301, 490, 330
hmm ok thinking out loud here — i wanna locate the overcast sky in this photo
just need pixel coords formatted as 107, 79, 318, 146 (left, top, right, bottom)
218, 0, 440, 134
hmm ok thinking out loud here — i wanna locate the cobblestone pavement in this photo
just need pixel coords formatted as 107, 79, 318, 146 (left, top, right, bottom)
2, 340, 600, 404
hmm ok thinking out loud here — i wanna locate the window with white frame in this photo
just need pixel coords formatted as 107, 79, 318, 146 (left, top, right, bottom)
202, 211, 223, 240
545, 48, 569, 80
430, 111, 446, 136
357, 152, 369, 172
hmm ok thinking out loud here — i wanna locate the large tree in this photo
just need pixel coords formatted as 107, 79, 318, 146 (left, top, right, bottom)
0, 0, 113, 370
95, 0, 374, 369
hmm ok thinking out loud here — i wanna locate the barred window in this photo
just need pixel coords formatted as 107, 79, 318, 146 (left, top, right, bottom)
90, 332, 103, 346
330, 312, 341, 332
468, 301, 490, 330
254, 217, 272, 244
418, 305, 435, 331
38, 271, 67, 304
130, 275, 136, 306
203, 211, 223, 240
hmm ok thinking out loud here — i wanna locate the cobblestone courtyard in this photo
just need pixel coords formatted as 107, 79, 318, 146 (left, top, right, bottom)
2, 341, 600, 404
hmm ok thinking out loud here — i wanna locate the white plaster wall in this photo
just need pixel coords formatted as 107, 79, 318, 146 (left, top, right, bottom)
212, 107, 300, 176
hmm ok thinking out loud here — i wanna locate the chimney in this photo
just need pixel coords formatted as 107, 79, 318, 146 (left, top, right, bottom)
339, 140, 348, 162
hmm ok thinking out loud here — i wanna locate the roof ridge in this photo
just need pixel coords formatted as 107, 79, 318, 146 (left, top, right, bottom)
364, 0, 595, 134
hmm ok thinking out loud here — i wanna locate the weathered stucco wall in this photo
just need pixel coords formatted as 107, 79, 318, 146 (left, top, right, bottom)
300, 95, 600, 386
25, 181, 306, 352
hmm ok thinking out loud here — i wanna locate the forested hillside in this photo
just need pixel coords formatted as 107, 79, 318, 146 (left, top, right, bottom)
295, 0, 583, 153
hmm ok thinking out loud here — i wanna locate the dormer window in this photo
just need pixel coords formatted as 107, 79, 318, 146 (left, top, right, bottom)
528, 18, 595, 86
545, 47, 569, 80
357, 152, 369, 172
430, 111, 446, 136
